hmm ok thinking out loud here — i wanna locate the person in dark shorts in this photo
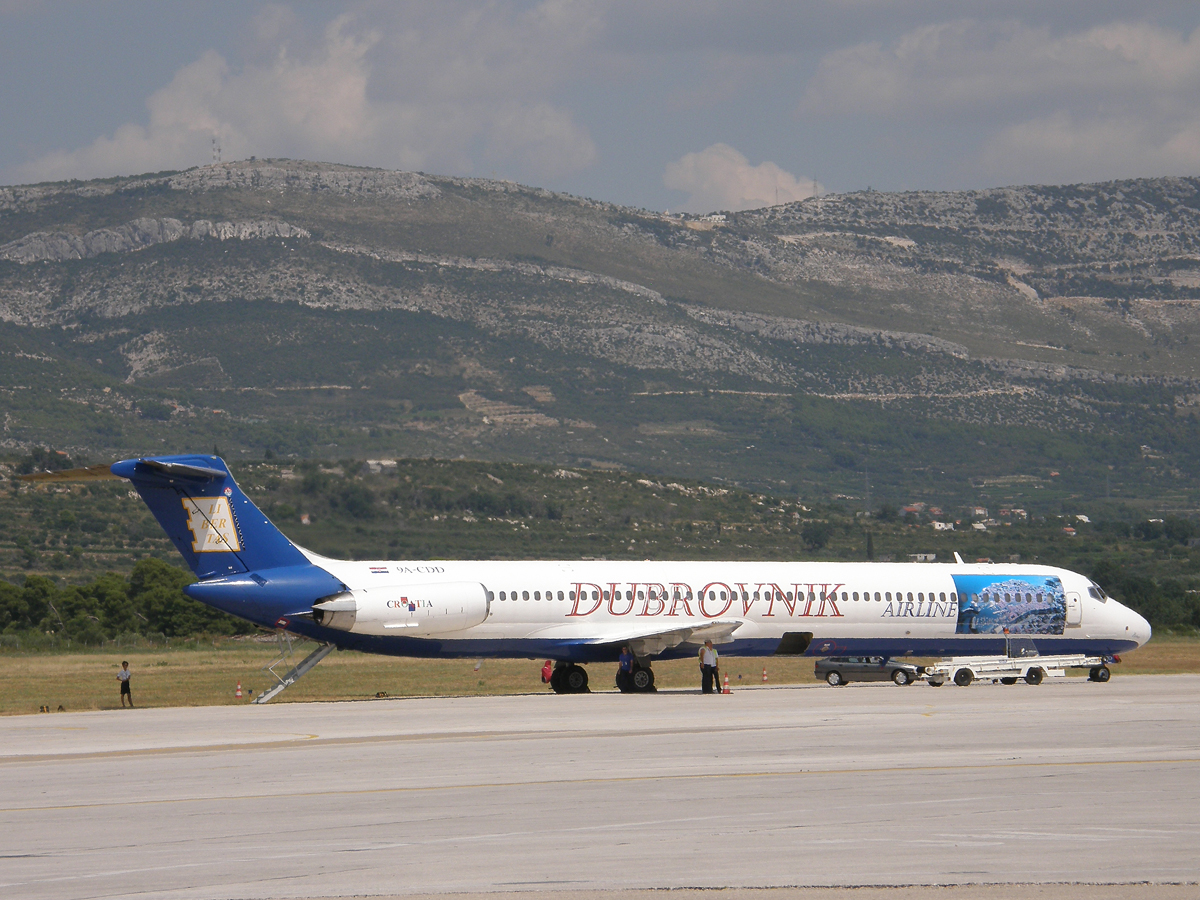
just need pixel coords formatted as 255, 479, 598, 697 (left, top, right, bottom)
117, 660, 133, 707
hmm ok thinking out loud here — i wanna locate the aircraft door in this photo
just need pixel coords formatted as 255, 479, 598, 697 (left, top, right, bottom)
1066, 592, 1082, 626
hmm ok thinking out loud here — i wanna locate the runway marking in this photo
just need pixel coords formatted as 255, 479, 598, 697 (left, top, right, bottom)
2, 755, 1196, 814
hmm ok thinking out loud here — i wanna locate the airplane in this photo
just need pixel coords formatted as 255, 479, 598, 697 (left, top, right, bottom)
26, 454, 1151, 697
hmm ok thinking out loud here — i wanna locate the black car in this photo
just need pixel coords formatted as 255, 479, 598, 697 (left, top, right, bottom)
815, 656, 922, 686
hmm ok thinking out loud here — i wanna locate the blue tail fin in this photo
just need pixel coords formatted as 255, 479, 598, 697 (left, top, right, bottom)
111, 455, 308, 580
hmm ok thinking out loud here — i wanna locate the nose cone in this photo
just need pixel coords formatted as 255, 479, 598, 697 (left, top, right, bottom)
1127, 607, 1152, 647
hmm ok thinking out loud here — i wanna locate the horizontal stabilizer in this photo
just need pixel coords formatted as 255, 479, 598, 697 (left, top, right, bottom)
136, 459, 227, 480
18, 464, 120, 482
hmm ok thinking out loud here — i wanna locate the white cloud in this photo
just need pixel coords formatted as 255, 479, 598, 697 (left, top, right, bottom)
663, 143, 817, 212
18, 7, 598, 184
798, 19, 1200, 183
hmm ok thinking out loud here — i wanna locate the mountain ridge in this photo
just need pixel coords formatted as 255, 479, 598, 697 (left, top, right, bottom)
2, 159, 1199, 512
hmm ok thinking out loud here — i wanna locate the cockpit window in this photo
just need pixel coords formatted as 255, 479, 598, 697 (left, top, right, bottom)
1087, 584, 1108, 602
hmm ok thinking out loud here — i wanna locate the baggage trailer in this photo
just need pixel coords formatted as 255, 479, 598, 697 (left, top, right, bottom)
921, 637, 1116, 686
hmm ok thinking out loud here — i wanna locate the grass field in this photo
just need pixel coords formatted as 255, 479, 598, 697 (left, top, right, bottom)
3, 635, 1198, 716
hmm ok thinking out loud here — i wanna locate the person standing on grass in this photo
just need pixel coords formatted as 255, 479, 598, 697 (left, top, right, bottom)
117, 660, 133, 707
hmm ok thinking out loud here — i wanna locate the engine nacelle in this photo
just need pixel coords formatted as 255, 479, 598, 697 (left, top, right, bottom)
312, 581, 490, 636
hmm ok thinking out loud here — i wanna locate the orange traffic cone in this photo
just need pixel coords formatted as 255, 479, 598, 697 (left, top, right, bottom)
762, 666, 768, 683
235, 681, 243, 698
722, 674, 731, 694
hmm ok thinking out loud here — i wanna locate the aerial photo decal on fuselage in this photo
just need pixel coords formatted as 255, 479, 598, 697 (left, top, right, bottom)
950, 574, 1066, 635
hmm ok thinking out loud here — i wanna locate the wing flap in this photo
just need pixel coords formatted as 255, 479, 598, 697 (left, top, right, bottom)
524, 619, 743, 656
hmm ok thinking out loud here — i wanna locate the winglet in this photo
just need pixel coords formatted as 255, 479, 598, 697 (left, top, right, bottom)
953, 551, 965, 565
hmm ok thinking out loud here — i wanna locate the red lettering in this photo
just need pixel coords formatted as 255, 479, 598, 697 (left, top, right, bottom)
666, 589, 695, 617
640, 587, 665, 616
736, 583, 758, 615
568, 582, 604, 617
698, 582, 733, 618
608, 586, 635, 616
763, 583, 790, 617
817, 583, 845, 617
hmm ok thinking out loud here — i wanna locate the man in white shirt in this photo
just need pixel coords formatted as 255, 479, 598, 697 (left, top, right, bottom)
117, 661, 133, 708
699, 640, 719, 694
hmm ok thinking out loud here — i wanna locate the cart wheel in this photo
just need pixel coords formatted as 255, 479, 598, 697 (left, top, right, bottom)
1094, 665, 1111, 683
953, 668, 974, 687
1000, 677, 1017, 685
1024, 667, 1044, 685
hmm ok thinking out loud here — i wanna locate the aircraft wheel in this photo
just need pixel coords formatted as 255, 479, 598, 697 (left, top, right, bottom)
953, 668, 974, 687
1001, 677, 1017, 685
565, 665, 589, 693
826, 671, 843, 686
891, 669, 911, 686
549, 667, 567, 694
1094, 665, 1111, 683
1024, 667, 1044, 686
631, 666, 655, 692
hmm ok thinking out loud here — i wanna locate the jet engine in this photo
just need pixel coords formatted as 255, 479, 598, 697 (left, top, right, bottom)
312, 582, 490, 636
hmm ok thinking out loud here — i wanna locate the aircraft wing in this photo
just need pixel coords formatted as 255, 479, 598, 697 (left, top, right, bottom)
526, 619, 744, 657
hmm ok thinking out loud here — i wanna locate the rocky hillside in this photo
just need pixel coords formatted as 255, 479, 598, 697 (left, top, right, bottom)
2, 159, 1199, 512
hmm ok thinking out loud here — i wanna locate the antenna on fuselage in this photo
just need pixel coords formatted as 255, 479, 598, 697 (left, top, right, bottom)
953, 551, 965, 565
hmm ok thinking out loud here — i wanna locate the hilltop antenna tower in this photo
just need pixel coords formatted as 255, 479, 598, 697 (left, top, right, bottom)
211, 136, 222, 164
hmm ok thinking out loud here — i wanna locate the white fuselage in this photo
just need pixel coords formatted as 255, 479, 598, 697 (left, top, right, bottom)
299, 555, 1151, 663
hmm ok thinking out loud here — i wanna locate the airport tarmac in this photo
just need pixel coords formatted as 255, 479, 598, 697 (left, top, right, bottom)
1, 675, 1198, 900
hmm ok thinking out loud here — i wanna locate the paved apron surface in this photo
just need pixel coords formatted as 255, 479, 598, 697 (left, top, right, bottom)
1, 676, 1197, 899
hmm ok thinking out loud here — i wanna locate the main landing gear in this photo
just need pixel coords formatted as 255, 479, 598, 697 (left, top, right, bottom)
615, 661, 656, 693
549, 661, 590, 694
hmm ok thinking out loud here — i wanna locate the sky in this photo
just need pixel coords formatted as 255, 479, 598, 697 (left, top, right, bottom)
2, 1, 1200, 212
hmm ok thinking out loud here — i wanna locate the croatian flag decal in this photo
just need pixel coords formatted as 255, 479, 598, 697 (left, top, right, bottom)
370, 566, 388, 574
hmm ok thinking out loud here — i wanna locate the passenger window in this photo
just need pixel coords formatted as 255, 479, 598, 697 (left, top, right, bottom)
569, 591, 577, 601
907, 592, 914, 602
522, 591, 529, 601
500, 591, 506, 601
875, 592, 881, 601
918, 592, 924, 602
939, 592, 946, 602
558, 591, 564, 600
885, 592, 892, 601
487, 591, 494, 602
534, 591, 540, 601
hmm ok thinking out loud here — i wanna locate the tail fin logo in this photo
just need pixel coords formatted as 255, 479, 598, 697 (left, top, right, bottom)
182, 496, 243, 553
